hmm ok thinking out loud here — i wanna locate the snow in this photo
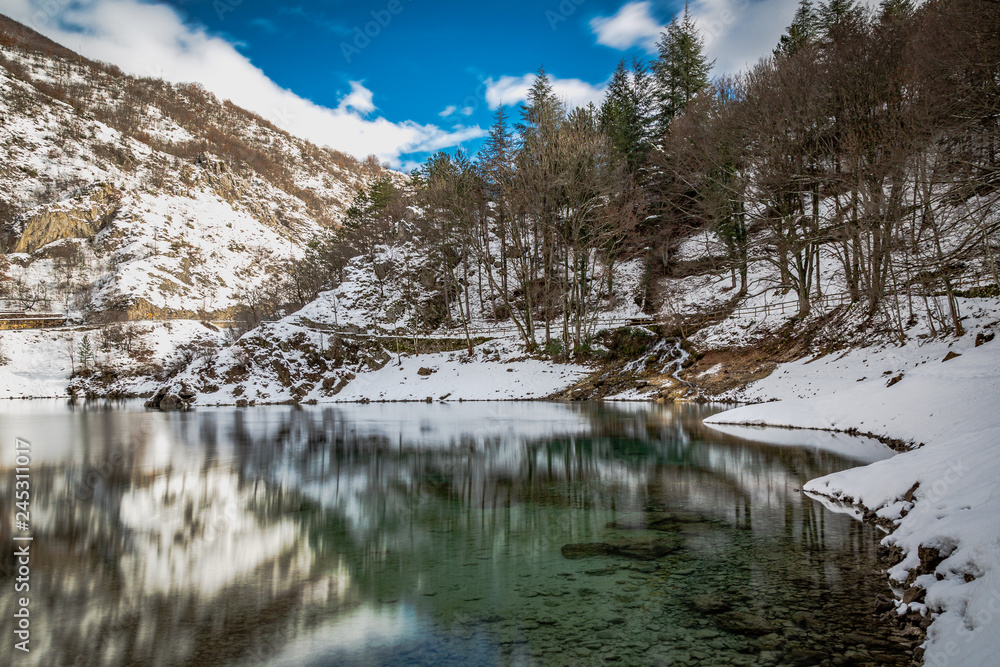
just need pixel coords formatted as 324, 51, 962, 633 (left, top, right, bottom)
704, 301, 1000, 665
706, 423, 896, 465
0, 320, 228, 398
165, 313, 591, 406
332, 346, 587, 402
0, 327, 76, 398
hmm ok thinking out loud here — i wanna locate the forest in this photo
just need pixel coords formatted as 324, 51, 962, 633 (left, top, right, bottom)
236, 0, 1000, 354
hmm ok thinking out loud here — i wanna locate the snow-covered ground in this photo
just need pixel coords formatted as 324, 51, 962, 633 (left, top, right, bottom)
332, 345, 587, 402
704, 298, 1000, 666
160, 313, 591, 406
0, 320, 228, 398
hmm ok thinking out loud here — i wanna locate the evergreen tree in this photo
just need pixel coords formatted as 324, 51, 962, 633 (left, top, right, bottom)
599, 58, 655, 174
818, 0, 859, 38
78, 334, 93, 373
878, 0, 913, 22
517, 67, 564, 151
339, 175, 401, 257
653, 4, 713, 133
776, 0, 819, 57
479, 107, 514, 201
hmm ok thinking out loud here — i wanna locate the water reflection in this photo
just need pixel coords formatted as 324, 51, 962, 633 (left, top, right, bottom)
0, 401, 908, 666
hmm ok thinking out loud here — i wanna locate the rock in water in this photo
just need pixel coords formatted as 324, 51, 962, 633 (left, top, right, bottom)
143, 386, 168, 409
144, 384, 195, 410
606, 536, 682, 560
561, 543, 615, 559
686, 594, 731, 615
715, 611, 774, 636
606, 511, 723, 531
561, 535, 683, 561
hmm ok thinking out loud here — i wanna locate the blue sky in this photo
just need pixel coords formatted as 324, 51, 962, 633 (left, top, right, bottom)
2, 0, 805, 168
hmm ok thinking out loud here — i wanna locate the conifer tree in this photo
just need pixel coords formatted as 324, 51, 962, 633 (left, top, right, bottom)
517, 67, 564, 153
818, 0, 859, 38
480, 108, 514, 201
78, 334, 93, 374
339, 175, 401, 257
599, 58, 654, 174
776, 0, 819, 57
653, 4, 713, 133
877, 0, 913, 21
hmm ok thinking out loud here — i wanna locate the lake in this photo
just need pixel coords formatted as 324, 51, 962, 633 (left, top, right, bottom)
0, 401, 914, 666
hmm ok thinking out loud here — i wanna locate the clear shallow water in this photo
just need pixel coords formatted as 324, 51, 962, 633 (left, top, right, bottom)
0, 401, 913, 666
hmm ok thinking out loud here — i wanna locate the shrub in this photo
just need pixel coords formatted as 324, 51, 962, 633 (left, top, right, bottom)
596, 327, 656, 360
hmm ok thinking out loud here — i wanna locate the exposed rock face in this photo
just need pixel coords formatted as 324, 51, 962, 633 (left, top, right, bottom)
14, 184, 121, 254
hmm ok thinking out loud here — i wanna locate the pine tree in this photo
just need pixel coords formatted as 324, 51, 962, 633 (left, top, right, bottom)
599, 58, 655, 174
339, 175, 401, 257
878, 0, 913, 22
653, 4, 713, 133
479, 107, 514, 200
776, 0, 819, 57
818, 0, 859, 38
517, 67, 564, 145
78, 334, 93, 373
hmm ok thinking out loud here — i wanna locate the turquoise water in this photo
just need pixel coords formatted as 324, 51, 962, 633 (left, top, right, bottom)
0, 401, 913, 666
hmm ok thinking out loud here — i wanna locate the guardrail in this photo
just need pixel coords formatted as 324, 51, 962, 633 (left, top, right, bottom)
0, 312, 68, 330
0, 312, 66, 319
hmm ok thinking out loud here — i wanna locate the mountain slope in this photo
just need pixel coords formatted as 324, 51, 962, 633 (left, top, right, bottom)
0, 13, 392, 318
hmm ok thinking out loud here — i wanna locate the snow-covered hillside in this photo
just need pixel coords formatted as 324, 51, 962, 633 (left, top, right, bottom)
0, 15, 391, 320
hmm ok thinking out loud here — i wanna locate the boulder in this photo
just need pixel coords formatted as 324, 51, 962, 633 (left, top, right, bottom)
159, 394, 182, 410
143, 386, 168, 409
143, 384, 195, 410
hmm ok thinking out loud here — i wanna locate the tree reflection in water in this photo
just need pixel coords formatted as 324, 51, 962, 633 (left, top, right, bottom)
0, 401, 909, 666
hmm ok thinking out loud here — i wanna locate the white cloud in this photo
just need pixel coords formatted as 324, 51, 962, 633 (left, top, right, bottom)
590, 1, 663, 54
1, 0, 485, 165
590, 0, 843, 76
438, 105, 457, 117
485, 74, 607, 111
336, 81, 375, 115
686, 0, 793, 74
460, 106, 474, 116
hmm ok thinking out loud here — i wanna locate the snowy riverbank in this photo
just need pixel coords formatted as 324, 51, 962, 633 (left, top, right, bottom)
704, 310, 1000, 666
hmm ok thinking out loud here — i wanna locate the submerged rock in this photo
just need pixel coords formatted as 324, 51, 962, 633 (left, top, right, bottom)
561, 534, 683, 561
561, 543, 613, 559
715, 611, 775, 636
687, 593, 732, 615
607, 511, 723, 531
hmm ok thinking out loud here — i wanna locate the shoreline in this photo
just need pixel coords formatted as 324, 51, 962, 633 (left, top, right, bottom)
702, 331, 1000, 666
